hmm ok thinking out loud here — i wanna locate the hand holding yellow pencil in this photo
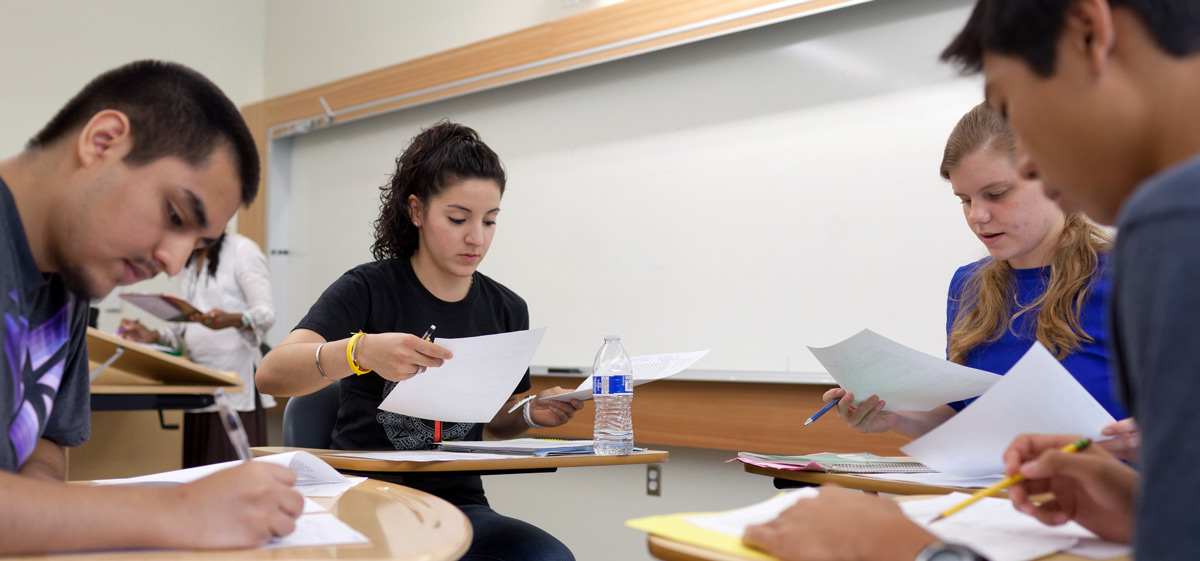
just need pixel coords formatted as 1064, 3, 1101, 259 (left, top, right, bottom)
931, 437, 1091, 523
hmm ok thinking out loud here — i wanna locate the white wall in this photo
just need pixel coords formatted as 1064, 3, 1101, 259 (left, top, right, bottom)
0, 0, 266, 334
279, 0, 985, 373
263, 0, 629, 97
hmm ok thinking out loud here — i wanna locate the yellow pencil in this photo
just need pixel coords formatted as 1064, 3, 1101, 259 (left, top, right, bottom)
930, 437, 1091, 523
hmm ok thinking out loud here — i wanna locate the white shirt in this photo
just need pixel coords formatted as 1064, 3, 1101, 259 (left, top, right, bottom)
160, 233, 277, 412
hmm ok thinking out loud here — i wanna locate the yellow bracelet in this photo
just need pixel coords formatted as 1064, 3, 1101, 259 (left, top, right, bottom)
347, 331, 372, 375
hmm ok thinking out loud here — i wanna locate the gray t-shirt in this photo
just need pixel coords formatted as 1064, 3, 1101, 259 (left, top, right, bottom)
0, 176, 91, 471
1111, 152, 1200, 558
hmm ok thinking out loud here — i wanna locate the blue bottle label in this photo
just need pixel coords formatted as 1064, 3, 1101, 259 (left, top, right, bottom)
594, 375, 630, 395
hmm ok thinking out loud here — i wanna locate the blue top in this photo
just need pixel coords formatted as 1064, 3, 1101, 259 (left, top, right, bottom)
945, 255, 1126, 419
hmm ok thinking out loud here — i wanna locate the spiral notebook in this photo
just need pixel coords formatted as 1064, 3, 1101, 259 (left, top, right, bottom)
735, 451, 935, 474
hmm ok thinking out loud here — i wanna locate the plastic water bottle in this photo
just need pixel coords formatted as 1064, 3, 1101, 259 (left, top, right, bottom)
593, 335, 633, 455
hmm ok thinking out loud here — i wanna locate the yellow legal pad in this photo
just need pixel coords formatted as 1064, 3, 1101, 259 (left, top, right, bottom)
625, 512, 778, 561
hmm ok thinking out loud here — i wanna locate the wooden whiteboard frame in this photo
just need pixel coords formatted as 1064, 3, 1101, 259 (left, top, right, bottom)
236, 0, 874, 246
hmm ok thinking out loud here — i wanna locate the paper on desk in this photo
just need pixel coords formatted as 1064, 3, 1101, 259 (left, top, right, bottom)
902, 343, 1116, 477
327, 450, 523, 462
857, 471, 1005, 489
626, 490, 818, 561
93, 451, 365, 497
265, 512, 370, 549
809, 329, 999, 410
900, 493, 1121, 561
379, 327, 546, 422
541, 350, 710, 402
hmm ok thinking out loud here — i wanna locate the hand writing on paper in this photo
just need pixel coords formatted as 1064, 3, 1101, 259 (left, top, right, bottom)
118, 318, 159, 343
825, 388, 898, 433
1098, 417, 1140, 462
743, 486, 938, 561
356, 333, 454, 382
1003, 433, 1137, 543
166, 462, 304, 549
528, 387, 584, 427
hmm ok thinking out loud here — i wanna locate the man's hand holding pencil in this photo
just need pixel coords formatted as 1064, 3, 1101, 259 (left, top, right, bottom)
1002, 433, 1138, 544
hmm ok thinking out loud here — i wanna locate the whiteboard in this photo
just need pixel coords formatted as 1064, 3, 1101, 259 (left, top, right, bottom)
278, 0, 986, 374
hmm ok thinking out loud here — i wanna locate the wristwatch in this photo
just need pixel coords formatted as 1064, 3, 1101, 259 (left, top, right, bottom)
914, 543, 989, 561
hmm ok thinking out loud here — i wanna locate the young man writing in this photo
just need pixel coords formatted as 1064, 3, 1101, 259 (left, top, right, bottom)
0, 60, 302, 554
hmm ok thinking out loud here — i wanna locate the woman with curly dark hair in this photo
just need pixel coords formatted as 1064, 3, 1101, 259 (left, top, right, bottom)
259, 120, 581, 561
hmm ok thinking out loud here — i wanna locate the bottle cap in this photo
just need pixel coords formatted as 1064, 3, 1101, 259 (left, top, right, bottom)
603, 334, 621, 340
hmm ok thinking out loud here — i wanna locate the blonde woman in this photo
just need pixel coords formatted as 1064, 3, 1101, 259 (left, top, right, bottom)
824, 103, 1128, 440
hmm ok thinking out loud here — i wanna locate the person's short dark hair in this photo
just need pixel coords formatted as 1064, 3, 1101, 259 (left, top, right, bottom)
942, 0, 1200, 76
28, 60, 260, 205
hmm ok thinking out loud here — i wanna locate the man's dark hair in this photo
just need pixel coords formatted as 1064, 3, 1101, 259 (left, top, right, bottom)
28, 60, 259, 205
942, 0, 1200, 76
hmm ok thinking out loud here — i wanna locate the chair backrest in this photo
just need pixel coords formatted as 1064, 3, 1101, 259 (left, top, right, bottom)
282, 382, 341, 449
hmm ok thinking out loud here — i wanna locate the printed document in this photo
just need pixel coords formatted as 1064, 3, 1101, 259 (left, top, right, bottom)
379, 327, 546, 422
808, 329, 999, 410
541, 349, 710, 402
94, 450, 365, 497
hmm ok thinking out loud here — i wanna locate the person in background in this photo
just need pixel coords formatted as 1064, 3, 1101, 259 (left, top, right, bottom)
257, 121, 582, 561
824, 103, 1129, 442
0, 60, 300, 555
743, 1, 1200, 559
120, 230, 276, 466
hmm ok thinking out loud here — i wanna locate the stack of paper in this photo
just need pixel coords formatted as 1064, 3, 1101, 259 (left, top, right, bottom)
627, 490, 1130, 561
733, 452, 934, 474
439, 438, 596, 456
540, 350, 710, 403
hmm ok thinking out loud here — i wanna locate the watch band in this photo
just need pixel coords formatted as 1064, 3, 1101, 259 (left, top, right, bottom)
913, 542, 989, 561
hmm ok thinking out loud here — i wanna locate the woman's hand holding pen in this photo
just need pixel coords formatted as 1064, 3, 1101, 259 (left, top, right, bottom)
823, 388, 899, 434
1003, 433, 1137, 543
118, 318, 159, 343
356, 333, 454, 382
527, 387, 584, 427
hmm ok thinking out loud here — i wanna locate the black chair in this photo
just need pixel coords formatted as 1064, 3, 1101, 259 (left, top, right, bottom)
282, 382, 341, 448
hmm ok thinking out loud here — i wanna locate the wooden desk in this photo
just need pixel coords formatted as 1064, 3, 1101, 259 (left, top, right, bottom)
742, 463, 978, 496
7, 478, 471, 560
253, 446, 668, 473
647, 534, 1122, 561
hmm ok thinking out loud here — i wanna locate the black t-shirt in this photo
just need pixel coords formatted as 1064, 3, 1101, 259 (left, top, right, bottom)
295, 257, 531, 506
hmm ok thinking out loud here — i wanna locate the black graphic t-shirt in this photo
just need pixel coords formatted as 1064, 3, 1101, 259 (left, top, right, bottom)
0, 177, 91, 472
295, 257, 531, 506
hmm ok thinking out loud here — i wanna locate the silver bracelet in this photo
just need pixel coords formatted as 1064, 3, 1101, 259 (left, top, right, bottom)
523, 400, 546, 429
314, 343, 332, 381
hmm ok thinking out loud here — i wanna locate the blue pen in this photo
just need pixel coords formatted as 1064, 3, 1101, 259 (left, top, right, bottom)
804, 396, 841, 426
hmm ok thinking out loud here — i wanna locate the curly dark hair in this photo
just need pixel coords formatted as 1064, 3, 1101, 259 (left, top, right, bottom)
372, 121, 507, 260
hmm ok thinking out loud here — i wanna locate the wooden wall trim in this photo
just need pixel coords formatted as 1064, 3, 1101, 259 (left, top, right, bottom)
529, 376, 909, 456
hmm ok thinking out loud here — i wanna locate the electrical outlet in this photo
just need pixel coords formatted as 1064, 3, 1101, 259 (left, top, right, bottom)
646, 464, 662, 496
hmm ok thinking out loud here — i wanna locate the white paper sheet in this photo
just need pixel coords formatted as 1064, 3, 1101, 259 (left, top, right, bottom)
902, 343, 1116, 477
93, 451, 364, 497
682, 489, 819, 536
540, 349, 710, 402
857, 472, 1005, 489
378, 327, 546, 422
327, 450, 524, 462
264, 512, 370, 549
901, 494, 1100, 561
808, 329, 999, 410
